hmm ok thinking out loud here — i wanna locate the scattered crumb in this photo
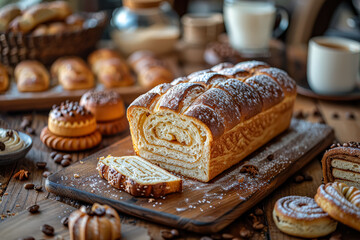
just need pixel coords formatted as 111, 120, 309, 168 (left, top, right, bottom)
4, 193, 8, 196
80, 161, 84, 164
74, 174, 80, 178
148, 198, 155, 203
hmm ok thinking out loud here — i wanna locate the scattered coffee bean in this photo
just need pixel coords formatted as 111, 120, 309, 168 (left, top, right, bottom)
312, 109, 321, 117
43, 171, 51, 178
6, 130, 13, 138
210, 234, 221, 240
240, 164, 259, 176
61, 159, 71, 167
50, 151, 57, 158
345, 112, 355, 120
27, 204, 39, 213
93, 207, 105, 217
54, 154, 63, 164
303, 174, 313, 181
254, 208, 264, 216
24, 183, 34, 190
329, 232, 342, 240
17, 237, 35, 240
34, 185, 42, 192
294, 175, 304, 183
170, 229, 179, 237
318, 119, 326, 124
61, 216, 69, 227
332, 112, 339, 119
160, 230, 173, 239
200, 237, 213, 240
239, 227, 253, 238
41, 224, 54, 236
0, 141, 5, 151
294, 110, 307, 119
266, 154, 274, 161
222, 233, 234, 239
36, 162, 47, 169
63, 154, 72, 160
25, 127, 35, 135
252, 221, 265, 230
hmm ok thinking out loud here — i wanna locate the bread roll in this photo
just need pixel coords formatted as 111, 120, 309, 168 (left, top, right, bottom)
0, 64, 9, 92
15, 60, 50, 92
12, 1, 72, 33
128, 51, 173, 89
89, 49, 134, 88
51, 57, 94, 90
0, 5, 21, 32
127, 61, 296, 182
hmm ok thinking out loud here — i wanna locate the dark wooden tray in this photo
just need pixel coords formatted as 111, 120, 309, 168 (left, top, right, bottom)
46, 119, 334, 233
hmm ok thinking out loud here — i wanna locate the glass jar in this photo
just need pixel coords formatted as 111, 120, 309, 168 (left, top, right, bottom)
110, 0, 180, 56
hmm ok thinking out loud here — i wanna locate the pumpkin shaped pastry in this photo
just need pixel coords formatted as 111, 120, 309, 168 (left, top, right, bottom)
69, 203, 121, 240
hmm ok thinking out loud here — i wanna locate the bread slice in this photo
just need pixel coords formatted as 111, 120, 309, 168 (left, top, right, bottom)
97, 155, 182, 197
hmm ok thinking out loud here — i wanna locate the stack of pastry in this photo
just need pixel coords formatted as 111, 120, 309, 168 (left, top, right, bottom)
51, 57, 94, 90
15, 60, 50, 92
80, 90, 128, 136
0, 1, 85, 35
128, 51, 173, 88
322, 142, 360, 189
40, 101, 101, 151
88, 49, 134, 88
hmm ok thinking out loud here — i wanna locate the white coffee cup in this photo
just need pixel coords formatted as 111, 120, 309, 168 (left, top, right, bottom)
307, 37, 360, 94
223, 0, 288, 55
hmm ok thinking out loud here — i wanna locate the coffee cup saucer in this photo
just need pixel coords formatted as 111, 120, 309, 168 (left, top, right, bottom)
296, 77, 360, 101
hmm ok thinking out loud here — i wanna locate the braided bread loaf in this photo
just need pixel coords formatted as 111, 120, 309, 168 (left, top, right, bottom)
127, 61, 297, 182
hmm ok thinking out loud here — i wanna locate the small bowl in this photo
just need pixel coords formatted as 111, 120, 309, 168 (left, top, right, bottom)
0, 131, 33, 165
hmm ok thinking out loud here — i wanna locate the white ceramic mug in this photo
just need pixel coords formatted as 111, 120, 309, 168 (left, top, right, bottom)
307, 37, 360, 94
223, 0, 288, 55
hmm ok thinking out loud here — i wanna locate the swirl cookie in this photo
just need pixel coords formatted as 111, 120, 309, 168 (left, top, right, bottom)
273, 195, 337, 238
315, 182, 360, 231
80, 90, 128, 136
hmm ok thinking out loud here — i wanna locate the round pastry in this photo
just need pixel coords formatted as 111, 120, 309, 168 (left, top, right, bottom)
80, 90, 125, 122
315, 182, 360, 231
0, 64, 9, 92
127, 50, 156, 70
93, 58, 134, 88
273, 195, 337, 238
15, 60, 50, 92
40, 127, 101, 151
138, 65, 173, 89
51, 57, 94, 90
48, 101, 97, 137
88, 48, 123, 67
69, 203, 121, 240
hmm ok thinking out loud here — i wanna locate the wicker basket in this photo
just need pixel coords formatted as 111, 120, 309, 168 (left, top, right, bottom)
0, 11, 107, 67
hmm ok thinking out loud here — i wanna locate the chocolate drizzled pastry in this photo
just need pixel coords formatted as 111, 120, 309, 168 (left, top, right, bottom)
322, 142, 360, 189
50, 101, 92, 123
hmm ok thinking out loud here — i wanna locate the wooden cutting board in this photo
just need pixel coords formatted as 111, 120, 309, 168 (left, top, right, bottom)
0, 199, 150, 240
46, 119, 334, 234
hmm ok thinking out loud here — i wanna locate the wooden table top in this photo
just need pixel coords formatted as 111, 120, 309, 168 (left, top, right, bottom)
0, 46, 360, 240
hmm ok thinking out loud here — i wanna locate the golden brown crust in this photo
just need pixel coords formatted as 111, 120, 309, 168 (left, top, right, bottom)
69, 204, 121, 240
97, 115, 128, 136
315, 182, 360, 231
11, 1, 72, 33
40, 126, 101, 151
0, 5, 21, 32
88, 48, 123, 67
15, 60, 50, 92
97, 156, 182, 198
0, 64, 9, 92
51, 57, 94, 90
